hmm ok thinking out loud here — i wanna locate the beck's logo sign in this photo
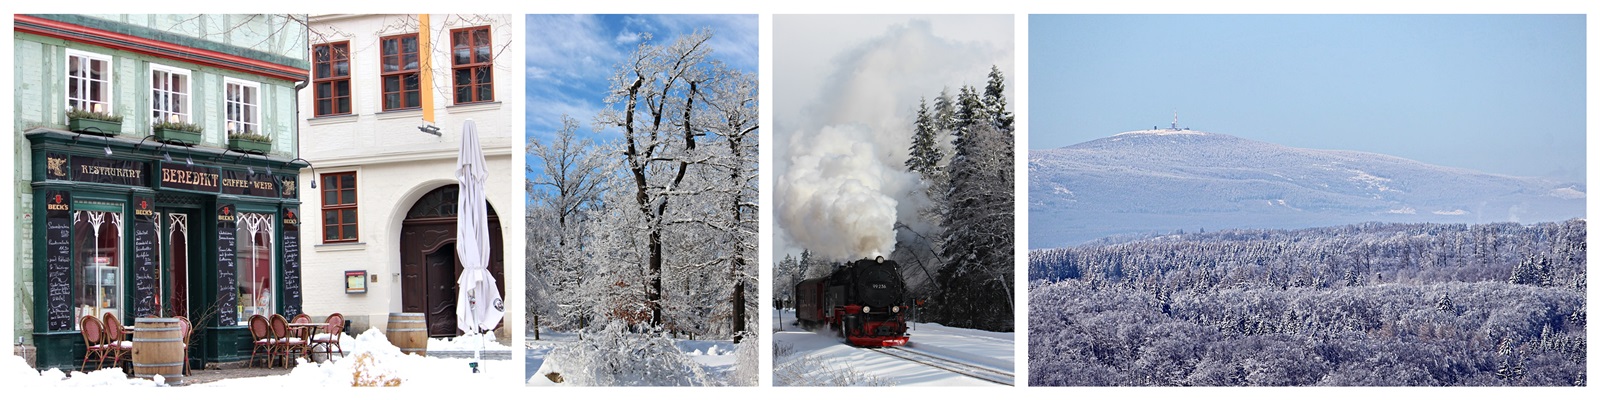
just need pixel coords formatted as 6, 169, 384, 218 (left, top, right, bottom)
46, 194, 69, 211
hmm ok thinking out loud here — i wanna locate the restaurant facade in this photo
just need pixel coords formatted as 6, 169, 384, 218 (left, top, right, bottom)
12, 14, 310, 370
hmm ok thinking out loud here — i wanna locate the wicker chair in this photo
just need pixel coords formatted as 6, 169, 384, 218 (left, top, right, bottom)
175, 316, 192, 375
268, 314, 310, 368
248, 314, 272, 368
79, 315, 108, 371
312, 313, 346, 361
291, 313, 311, 324
101, 313, 131, 371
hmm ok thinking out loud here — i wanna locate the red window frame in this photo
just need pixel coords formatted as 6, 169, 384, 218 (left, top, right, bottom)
312, 42, 351, 116
380, 33, 422, 111
320, 172, 358, 243
450, 26, 494, 105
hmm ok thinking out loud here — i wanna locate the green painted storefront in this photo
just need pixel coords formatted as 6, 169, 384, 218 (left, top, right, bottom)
25, 129, 306, 371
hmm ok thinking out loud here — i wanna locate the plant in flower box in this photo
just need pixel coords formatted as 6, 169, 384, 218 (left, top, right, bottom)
227, 132, 273, 154
66, 107, 124, 136
153, 119, 204, 145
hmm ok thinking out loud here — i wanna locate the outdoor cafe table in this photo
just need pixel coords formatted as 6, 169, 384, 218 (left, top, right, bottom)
287, 323, 323, 358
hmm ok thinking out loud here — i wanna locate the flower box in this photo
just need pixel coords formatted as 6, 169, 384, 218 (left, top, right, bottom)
228, 137, 272, 154
68, 117, 121, 136
154, 127, 202, 145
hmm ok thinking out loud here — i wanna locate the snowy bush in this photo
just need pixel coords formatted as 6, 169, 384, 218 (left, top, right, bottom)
544, 321, 710, 386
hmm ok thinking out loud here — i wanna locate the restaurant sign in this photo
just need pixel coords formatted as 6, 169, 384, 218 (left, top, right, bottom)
220, 169, 280, 198
158, 162, 221, 193
45, 152, 149, 186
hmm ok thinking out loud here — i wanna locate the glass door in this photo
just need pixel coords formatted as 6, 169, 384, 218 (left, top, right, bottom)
163, 211, 192, 318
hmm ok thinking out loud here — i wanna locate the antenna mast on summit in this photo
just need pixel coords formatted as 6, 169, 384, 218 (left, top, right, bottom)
1171, 111, 1178, 130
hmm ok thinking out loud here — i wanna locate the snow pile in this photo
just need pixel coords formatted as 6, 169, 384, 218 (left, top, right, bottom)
5, 354, 166, 387
202, 328, 514, 387
530, 322, 710, 386
427, 333, 511, 351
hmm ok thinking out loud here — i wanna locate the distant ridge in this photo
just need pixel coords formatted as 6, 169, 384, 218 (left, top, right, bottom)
1029, 130, 1585, 248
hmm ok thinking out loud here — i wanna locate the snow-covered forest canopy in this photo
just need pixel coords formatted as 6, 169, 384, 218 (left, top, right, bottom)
525, 27, 758, 346
775, 67, 1015, 333
1029, 219, 1587, 386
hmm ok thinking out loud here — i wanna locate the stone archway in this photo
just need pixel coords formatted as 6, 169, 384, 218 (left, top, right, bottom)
398, 185, 504, 337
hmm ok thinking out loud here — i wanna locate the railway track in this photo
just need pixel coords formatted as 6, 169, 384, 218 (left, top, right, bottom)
867, 346, 1014, 386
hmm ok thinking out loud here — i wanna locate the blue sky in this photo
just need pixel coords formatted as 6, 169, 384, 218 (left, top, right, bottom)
524, 14, 758, 149
1031, 15, 1586, 182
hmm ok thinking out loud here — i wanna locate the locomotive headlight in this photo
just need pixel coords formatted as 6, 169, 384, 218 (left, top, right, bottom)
863, 306, 871, 313
892, 306, 900, 313
876, 256, 885, 264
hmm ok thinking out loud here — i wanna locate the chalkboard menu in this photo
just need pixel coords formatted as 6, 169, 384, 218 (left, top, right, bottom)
281, 207, 302, 316
131, 196, 157, 318
216, 204, 238, 326
43, 191, 73, 331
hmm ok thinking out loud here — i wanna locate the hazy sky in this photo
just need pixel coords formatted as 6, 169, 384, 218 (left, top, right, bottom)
1031, 15, 1586, 182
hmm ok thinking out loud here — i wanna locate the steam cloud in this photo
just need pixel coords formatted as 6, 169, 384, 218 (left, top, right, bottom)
775, 18, 1012, 261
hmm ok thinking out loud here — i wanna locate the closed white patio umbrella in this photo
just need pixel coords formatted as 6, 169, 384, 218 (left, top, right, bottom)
454, 119, 503, 370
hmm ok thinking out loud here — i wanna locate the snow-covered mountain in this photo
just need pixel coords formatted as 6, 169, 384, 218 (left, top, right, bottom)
1030, 129, 1586, 248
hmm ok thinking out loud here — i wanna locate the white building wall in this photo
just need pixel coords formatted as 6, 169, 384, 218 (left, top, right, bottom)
295, 14, 515, 334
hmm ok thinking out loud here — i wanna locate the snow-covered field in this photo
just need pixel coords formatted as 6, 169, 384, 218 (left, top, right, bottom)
772, 309, 1015, 386
525, 330, 750, 386
8, 328, 514, 387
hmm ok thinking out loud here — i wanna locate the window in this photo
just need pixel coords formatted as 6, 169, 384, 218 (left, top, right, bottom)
73, 210, 122, 324
150, 64, 191, 126
450, 26, 494, 104
236, 213, 275, 325
381, 34, 422, 111
224, 78, 262, 137
312, 42, 351, 116
321, 172, 358, 242
65, 50, 113, 116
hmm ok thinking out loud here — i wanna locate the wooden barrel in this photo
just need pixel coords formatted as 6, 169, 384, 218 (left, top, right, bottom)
131, 318, 184, 384
386, 313, 427, 355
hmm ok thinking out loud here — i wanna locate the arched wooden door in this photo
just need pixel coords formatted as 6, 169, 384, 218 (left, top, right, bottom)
399, 185, 504, 337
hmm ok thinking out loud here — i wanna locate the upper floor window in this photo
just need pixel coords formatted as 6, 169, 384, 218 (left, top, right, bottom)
65, 50, 113, 116
312, 42, 351, 116
450, 26, 494, 104
381, 34, 422, 111
224, 78, 262, 136
150, 64, 191, 125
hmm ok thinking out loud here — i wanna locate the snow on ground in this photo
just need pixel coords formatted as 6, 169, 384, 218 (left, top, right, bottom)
427, 333, 512, 351
6, 354, 167, 387
524, 330, 744, 386
202, 328, 514, 387
772, 309, 1014, 386
7, 328, 513, 387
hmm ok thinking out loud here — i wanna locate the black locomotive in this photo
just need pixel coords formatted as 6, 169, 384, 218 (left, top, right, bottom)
794, 256, 910, 347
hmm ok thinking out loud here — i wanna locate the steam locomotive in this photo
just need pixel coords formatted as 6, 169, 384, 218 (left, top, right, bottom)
794, 256, 910, 347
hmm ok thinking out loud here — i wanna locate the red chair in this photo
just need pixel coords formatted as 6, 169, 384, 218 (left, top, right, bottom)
291, 313, 311, 324
313, 313, 346, 361
175, 316, 192, 375
268, 314, 309, 368
101, 313, 131, 371
248, 314, 272, 368
79, 315, 110, 371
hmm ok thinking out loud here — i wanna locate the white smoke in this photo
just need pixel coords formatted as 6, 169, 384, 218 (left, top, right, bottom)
774, 18, 1013, 261
777, 125, 910, 259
